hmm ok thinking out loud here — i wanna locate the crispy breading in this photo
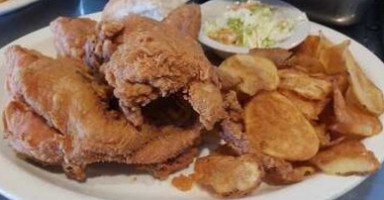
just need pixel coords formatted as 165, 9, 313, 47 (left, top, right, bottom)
4, 46, 201, 180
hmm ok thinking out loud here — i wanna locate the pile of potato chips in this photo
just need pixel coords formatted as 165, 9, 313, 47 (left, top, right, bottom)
182, 33, 384, 198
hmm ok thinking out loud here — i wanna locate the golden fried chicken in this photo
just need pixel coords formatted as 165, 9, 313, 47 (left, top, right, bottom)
84, 4, 202, 71
47, 2, 249, 169
85, 14, 159, 71
101, 20, 226, 129
3, 46, 201, 181
50, 17, 97, 61
140, 148, 198, 179
163, 4, 201, 39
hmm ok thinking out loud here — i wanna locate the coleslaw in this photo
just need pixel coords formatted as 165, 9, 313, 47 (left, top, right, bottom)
203, 1, 301, 48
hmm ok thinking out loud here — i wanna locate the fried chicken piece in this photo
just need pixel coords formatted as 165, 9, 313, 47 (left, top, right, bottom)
50, 6, 247, 153
50, 17, 97, 61
85, 4, 201, 71
220, 91, 249, 154
163, 4, 201, 39
101, 21, 226, 129
4, 45, 201, 181
139, 148, 198, 179
261, 155, 316, 185
194, 154, 264, 198
3, 100, 64, 165
85, 14, 159, 71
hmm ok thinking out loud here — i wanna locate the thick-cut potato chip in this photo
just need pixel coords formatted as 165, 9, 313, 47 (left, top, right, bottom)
261, 154, 316, 185
331, 86, 382, 136
194, 154, 263, 198
331, 73, 350, 94
294, 35, 320, 57
250, 48, 292, 67
319, 40, 350, 74
316, 32, 333, 58
278, 69, 332, 100
218, 54, 279, 96
289, 55, 326, 74
344, 49, 384, 115
279, 89, 329, 120
313, 123, 331, 147
310, 140, 380, 175
245, 91, 319, 161
217, 68, 241, 90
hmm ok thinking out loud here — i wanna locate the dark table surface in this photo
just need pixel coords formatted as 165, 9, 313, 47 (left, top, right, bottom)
1, 0, 384, 199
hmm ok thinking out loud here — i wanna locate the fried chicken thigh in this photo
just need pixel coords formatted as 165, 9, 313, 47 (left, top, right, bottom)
3, 46, 201, 180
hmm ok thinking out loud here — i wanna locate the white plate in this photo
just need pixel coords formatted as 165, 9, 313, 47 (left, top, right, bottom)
0, 12, 384, 200
0, 0, 39, 15
199, 0, 310, 58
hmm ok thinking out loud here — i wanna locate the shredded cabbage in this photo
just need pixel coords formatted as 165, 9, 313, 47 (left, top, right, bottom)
204, 1, 299, 48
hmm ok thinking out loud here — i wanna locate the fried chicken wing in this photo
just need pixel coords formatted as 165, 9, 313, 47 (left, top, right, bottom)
50, 17, 97, 61
3, 46, 201, 180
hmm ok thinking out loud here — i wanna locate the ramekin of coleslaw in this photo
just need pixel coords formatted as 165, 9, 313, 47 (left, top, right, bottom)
199, 0, 309, 57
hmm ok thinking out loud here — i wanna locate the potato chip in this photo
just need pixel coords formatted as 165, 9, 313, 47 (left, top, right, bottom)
279, 89, 329, 120
319, 40, 350, 74
313, 123, 331, 147
344, 49, 384, 115
316, 31, 334, 58
245, 91, 319, 161
249, 48, 292, 67
331, 85, 382, 136
194, 154, 263, 198
332, 73, 350, 94
289, 55, 326, 74
294, 35, 320, 57
218, 54, 279, 96
278, 69, 332, 100
310, 140, 380, 176
261, 154, 316, 185
217, 68, 241, 90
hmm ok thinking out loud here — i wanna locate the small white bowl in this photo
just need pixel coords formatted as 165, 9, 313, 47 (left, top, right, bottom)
199, 0, 310, 58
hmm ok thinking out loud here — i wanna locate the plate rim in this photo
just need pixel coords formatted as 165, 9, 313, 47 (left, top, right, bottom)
0, 0, 39, 16
0, 11, 383, 200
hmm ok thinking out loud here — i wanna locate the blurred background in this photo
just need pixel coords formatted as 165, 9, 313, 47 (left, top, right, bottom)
0, 0, 384, 199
